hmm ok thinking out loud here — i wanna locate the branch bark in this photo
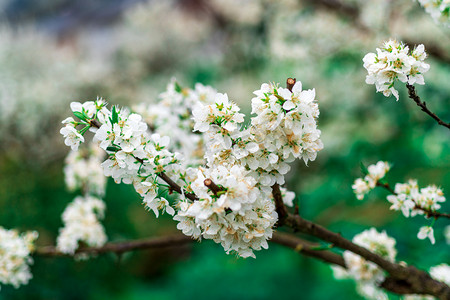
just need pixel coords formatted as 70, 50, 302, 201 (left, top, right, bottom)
282, 213, 450, 299
406, 84, 450, 130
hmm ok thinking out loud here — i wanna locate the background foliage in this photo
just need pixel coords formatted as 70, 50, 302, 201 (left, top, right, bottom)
0, 0, 449, 299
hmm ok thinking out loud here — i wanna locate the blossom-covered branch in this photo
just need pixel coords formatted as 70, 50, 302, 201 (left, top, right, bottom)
53, 78, 449, 299
378, 182, 450, 220
406, 84, 450, 130
353, 161, 449, 245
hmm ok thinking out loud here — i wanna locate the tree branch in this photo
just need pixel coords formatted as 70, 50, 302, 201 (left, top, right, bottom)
406, 84, 450, 130
272, 183, 288, 226
271, 232, 344, 267
34, 230, 449, 297
158, 172, 198, 201
35, 235, 193, 257
282, 213, 450, 299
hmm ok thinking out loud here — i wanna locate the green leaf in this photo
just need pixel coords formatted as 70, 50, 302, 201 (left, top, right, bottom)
360, 162, 369, 176
106, 146, 120, 152
174, 81, 182, 93
73, 111, 86, 120
111, 106, 119, 124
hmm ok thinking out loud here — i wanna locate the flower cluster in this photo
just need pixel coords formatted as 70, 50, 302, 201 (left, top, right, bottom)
404, 264, 450, 300
387, 180, 445, 218
386, 180, 446, 244
417, 0, 450, 26
96, 113, 180, 216
0, 227, 38, 289
174, 165, 277, 258
332, 228, 397, 300
61, 79, 314, 258
64, 142, 106, 196
57, 195, 107, 255
133, 79, 217, 168
352, 161, 390, 200
192, 80, 323, 188
250, 81, 323, 169
60, 99, 109, 151
363, 40, 430, 100
353, 161, 447, 244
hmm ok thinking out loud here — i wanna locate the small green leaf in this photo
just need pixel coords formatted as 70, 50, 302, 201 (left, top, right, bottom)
73, 111, 86, 120
174, 82, 182, 93
360, 162, 369, 176
106, 146, 120, 152
111, 106, 119, 124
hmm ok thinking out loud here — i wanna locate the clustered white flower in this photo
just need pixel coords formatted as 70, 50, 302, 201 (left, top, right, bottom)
332, 228, 397, 300
60, 79, 314, 258
387, 180, 445, 218
417, 0, 450, 26
60, 98, 109, 151
403, 263, 450, 300
57, 195, 107, 255
0, 227, 38, 289
133, 79, 217, 168
352, 161, 391, 200
172, 79, 319, 257
363, 40, 430, 100
93, 107, 181, 217
386, 179, 446, 244
353, 161, 447, 245
64, 142, 106, 196
174, 165, 277, 258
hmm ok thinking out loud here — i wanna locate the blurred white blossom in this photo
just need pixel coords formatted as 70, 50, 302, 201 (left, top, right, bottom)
0, 227, 38, 289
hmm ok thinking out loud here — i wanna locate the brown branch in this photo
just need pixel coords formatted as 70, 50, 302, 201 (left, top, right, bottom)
271, 232, 344, 267
35, 232, 342, 268
35, 235, 193, 257
377, 182, 450, 220
158, 172, 198, 202
34, 230, 448, 297
272, 183, 288, 225
204, 178, 223, 196
406, 84, 450, 129
282, 213, 450, 299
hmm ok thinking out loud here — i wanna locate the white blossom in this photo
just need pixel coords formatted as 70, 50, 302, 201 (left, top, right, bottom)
64, 142, 106, 196
352, 161, 390, 200
60, 125, 85, 151
417, 226, 435, 244
363, 40, 430, 100
0, 227, 38, 289
417, 0, 450, 26
57, 195, 107, 255
334, 228, 397, 300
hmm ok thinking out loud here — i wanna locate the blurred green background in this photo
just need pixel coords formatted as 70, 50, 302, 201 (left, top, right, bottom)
0, 0, 449, 299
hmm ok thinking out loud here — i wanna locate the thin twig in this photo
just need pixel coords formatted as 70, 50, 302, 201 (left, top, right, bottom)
406, 84, 450, 130
158, 172, 198, 201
